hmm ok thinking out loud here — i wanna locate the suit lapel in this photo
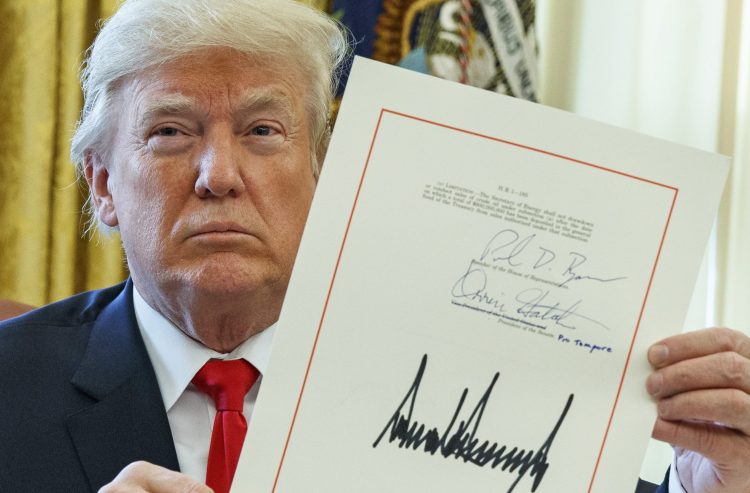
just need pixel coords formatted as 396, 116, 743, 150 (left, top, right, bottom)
66, 280, 180, 491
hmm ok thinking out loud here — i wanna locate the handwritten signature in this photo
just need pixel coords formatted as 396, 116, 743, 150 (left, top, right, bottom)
451, 261, 610, 331
373, 354, 574, 493
480, 229, 626, 288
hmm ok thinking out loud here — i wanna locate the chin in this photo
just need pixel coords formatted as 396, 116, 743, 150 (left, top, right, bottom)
182, 256, 288, 299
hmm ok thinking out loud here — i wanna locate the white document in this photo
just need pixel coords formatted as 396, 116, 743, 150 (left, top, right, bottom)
234, 57, 729, 493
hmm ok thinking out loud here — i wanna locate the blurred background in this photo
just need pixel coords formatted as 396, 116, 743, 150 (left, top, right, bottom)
1, 0, 748, 483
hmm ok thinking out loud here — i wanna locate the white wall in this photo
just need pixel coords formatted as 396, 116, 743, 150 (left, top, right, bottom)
535, 0, 728, 484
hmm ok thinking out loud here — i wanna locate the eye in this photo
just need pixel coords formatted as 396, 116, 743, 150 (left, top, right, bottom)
146, 124, 191, 154
244, 121, 286, 155
155, 126, 181, 137
250, 125, 275, 136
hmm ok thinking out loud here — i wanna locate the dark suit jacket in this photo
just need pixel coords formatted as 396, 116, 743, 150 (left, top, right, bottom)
0, 280, 670, 492
0, 280, 178, 492
642, 471, 669, 493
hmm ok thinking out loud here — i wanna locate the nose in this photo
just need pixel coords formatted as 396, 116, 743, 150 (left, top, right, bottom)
194, 130, 246, 198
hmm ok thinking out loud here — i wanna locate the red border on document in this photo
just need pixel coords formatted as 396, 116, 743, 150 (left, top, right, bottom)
271, 108, 679, 492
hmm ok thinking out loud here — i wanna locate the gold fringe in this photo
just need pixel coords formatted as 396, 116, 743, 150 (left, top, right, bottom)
372, 0, 418, 64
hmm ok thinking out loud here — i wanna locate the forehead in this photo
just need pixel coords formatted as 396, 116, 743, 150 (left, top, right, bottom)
121, 47, 307, 118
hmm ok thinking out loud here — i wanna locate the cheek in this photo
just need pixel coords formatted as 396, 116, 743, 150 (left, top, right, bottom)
114, 163, 191, 248
116, 192, 163, 259
284, 179, 316, 259
261, 167, 316, 249
284, 169, 316, 224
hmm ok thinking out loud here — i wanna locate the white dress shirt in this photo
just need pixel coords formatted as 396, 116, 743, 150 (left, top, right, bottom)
669, 456, 687, 493
133, 286, 275, 483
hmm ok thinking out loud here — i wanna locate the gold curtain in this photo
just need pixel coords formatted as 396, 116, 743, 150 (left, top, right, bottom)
0, 0, 334, 308
299, 0, 330, 10
0, 0, 127, 307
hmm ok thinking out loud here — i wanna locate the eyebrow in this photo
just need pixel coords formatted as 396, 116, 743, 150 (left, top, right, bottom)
137, 94, 197, 129
236, 89, 297, 123
135, 89, 299, 130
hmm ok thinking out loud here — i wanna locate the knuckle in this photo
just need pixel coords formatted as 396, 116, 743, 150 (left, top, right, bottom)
721, 352, 749, 387
735, 329, 750, 357
713, 327, 740, 351
726, 388, 749, 415
98, 461, 153, 492
712, 327, 746, 353
123, 460, 149, 473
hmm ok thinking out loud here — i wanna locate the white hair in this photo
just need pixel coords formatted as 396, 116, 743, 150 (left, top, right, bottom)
71, 0, 350, 215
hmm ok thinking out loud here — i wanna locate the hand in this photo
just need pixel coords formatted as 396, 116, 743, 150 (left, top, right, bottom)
647, 327, 750, 492
98, 461, 213, 493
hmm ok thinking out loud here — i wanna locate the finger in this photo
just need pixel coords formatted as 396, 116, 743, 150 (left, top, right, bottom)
99, 461, 214, 493
140, 466, 213, 493
647, 351, 750, 398
648, 327, 750, 368
656, 388, 750, 434
652, 417, 750, 466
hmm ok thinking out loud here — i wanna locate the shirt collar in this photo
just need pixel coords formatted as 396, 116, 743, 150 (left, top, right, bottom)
132, 285, 276, 411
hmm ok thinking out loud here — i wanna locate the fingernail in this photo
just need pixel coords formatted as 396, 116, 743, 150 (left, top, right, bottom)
646, 373, 663, 396
649, 344, 668, 366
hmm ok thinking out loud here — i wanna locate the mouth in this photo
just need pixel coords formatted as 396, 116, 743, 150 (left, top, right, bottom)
188, 221, 254, 238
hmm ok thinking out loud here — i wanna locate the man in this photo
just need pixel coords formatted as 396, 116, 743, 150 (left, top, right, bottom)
0, 0, 747, 492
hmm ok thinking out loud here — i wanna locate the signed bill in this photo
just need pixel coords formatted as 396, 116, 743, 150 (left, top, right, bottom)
233, 57, 729, 492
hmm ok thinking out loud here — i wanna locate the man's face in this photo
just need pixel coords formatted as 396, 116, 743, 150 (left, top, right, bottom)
90, 48, 316, 316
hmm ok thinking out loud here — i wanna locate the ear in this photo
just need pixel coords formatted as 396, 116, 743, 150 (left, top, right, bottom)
84, 151, 119, 227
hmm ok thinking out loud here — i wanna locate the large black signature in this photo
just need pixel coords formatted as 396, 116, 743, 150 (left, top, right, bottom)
373, 354, 574, 493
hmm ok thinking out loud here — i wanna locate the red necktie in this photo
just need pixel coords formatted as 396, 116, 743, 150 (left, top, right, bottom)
192, 359, 259, 493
